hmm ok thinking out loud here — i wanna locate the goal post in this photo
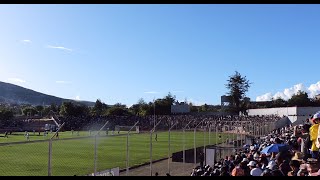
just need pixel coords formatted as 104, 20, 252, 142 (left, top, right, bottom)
115, 125, 140, 133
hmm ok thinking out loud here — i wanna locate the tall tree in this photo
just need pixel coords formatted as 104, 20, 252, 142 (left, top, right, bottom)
225, 71, 251, 114
288, 90, 311, 107
91, 99, 107, 116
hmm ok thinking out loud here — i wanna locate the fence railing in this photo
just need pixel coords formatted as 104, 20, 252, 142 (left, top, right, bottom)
0, 120, 277, 176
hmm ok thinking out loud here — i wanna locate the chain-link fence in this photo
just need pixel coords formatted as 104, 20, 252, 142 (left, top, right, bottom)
0, 118, 277, 176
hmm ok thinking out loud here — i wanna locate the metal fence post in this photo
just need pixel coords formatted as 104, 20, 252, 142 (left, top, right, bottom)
48, 139, 52, 176
48, 122, 65, 176
168, 121, 178, 175
182, 120, 193, 173
127, 121, 139, 176
194, 119, 205, 167
92, 121, 109, 176
94, 135, 97, 176
150, 120, 162, 176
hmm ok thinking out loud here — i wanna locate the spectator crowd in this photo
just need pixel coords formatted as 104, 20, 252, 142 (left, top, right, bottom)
190, 112, 320, 176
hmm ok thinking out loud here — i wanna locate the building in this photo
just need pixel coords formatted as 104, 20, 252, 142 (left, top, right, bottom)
171, 102, 190, 114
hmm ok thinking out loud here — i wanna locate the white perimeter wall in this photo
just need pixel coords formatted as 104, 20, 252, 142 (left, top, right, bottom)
246, 107, 320, 124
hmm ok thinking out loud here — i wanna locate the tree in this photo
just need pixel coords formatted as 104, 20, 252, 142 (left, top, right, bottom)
272, 97, 287, 108
288, 90, 311, 107
22, 106, 38, 116
225, 71, 251, 114
59, 102, 89, 117
91, 99, 107, 116
201, 104, 209, 112
129, 98, 148, 116
105, 104, 131, 116
35, 105, 44, 116
0, 107, 14, 127
153, 92, 176, 115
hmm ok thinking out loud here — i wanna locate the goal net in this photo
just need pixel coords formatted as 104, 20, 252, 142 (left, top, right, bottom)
114, 125, 139, 133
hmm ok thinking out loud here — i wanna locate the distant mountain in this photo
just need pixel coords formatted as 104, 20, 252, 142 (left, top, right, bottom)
0, 81, 95, 106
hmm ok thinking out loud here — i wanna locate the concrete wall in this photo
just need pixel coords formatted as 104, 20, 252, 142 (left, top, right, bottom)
246, 107, 320, 124
246, 107, 296, 117
295, 107, 320, 125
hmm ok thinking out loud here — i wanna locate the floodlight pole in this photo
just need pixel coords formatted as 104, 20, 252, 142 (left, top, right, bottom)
126, 121, 139, 176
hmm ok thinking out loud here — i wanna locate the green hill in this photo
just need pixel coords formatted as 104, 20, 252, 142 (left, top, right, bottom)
0, 81, 94, 106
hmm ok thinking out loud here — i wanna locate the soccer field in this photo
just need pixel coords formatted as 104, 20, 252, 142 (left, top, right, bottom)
0, 131, 230, 176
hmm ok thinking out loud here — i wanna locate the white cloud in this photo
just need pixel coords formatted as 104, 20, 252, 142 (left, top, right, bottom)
7, 78, 26, 83
308, 81, 320, 98
47, 45, 72, 52
144, 91, 159, 94
256, 82, 320, 101
187, 98, 206, 106
256, 93, 273, 101
75, 96, 81, 101
21, 40, 32, 43
55, 80, 71, 84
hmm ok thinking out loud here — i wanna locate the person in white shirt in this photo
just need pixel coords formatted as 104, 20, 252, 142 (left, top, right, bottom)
26, 133, 30, 141
248, 161, 263, 176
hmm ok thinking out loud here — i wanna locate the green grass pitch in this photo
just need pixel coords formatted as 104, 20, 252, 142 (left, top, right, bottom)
0, 131, 231, 176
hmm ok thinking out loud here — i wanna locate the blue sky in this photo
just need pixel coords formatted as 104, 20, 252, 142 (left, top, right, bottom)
1, 4, 320, 106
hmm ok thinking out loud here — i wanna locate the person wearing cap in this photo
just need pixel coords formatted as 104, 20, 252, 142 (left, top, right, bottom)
266, 161, 277, 171
248, 161, 263, 176
309, 113, 320, 159
242, 158, 249, 163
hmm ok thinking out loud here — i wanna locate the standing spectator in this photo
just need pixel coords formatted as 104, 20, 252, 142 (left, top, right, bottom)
309, 113, 320, 159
